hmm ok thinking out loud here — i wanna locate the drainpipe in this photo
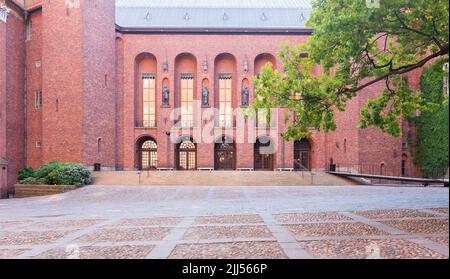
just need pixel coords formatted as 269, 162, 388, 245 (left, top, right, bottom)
23, 10, 28, 167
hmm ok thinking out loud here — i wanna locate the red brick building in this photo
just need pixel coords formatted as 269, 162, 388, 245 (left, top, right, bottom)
0, 0, 419, 198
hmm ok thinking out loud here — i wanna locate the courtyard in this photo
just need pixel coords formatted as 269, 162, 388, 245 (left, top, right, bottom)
0, 185, 448, 259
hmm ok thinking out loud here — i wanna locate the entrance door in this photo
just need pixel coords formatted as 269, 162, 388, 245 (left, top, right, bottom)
139, 139, 158, 170
294, 139, 311, 171
254, 138, 274, 171
177, 140, 197, 170
215, 141, 236, 170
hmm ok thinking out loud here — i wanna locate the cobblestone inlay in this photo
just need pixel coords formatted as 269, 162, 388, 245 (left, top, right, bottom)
183, 225, 272, 240
0, 249, 30, 259
427, 208, 449, 215
169, 241, 288, 259
299, 239, 447, 259
274, 212, 352, 223
75, 227, 171, 243
194, 215, 264, 225
24, 219, 105, 230
0, 221, 33, 230
354, 209, 439, 219
426, 237, 449, 246
109, 217, 183, 228
381, 219, 449, 235
0, 231, 74, 245
285, 223, 387, 238
35, 245, 154, 259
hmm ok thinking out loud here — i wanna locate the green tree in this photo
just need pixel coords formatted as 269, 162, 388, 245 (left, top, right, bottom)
252, 0, 449, 140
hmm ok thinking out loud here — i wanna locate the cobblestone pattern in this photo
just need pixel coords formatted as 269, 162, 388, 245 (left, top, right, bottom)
0, 185, 448, 259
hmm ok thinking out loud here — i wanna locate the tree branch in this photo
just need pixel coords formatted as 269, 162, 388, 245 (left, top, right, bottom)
337, 44, 449, 95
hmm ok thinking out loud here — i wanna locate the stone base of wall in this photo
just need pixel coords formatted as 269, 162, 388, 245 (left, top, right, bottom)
13, 184, 77, 198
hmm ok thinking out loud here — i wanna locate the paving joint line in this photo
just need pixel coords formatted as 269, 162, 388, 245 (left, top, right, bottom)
340, 211, 449, 257
259, 212, 312, 259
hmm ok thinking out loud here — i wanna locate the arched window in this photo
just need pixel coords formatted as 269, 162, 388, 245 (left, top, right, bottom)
177, 139, 196, 170
139, 139, 157, 170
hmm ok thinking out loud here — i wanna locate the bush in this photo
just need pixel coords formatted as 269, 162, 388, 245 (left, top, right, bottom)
19, 177, 48, 185
18, 162, 92, 187
18, 167, 35, 181
47, 163, 92, 186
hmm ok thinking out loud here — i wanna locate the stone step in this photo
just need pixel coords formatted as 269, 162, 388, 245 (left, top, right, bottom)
92, 171, 358, 186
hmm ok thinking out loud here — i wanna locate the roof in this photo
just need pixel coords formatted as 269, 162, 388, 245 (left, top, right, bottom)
116, 0, 312, 33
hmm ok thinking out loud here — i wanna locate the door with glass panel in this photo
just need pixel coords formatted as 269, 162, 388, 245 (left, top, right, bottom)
177, 140, 197, 170
140, 139, 157, 170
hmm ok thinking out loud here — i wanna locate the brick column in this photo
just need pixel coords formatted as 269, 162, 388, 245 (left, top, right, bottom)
0, 2, 10, 198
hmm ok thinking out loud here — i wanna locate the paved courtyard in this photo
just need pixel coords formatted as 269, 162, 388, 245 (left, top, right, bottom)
0, 185, 448, 259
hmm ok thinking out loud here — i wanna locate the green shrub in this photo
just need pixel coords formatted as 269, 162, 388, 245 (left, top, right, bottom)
19, 177, 47, 185
18, 161, 92, 187
34, 161, 61, 180
47, 163, 92, 186
18, 167, 35, 181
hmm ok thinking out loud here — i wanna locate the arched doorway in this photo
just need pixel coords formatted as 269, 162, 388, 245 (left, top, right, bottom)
254, 137, 274, 171
294, 139, 311, 171
138, 138, 158, 170
215, 137, 236, 170
176, 139, 197, 170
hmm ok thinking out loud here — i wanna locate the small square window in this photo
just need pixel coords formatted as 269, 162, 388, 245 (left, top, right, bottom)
35, 141, 42, 148
402, 142, 408, 150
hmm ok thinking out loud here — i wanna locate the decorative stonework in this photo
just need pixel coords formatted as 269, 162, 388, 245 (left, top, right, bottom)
0, 3, 10, 23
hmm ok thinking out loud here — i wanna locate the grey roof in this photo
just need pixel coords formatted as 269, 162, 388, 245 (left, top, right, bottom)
116, 0, 312, 32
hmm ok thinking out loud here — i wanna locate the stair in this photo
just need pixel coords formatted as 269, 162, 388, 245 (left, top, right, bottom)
92, 171, 358, 186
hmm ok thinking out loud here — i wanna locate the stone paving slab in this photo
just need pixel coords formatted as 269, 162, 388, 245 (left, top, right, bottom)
0, 185, 448, 259
299, 239, 447, 259
35, 245, 154, 259
285, 223, 387, 238
381, 219, 449, 235
75, 227, 172, 243
169, 241, 288, 259
354, 209, 439, 219
183, 225, 272, 240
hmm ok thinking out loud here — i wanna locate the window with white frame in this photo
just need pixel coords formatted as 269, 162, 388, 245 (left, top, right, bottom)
219, 74, 233, 127
180, 74, 194, 127
35, 90, 42, 110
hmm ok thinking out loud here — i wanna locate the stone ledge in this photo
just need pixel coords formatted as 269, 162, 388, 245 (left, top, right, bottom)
13, 184, 78, 199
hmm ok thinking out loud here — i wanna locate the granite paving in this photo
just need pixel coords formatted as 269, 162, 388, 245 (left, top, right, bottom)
0, 185, 447, 259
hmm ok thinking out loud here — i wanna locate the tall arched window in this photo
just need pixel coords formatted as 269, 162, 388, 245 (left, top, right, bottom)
219, 74, 233, 127
143, 74, 156, 127
180, 74, 194, 127
254, 53, 276, 128
135, 53, 157, 128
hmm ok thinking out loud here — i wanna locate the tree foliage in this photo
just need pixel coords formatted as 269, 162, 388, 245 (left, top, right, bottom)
252, 0, 449, 140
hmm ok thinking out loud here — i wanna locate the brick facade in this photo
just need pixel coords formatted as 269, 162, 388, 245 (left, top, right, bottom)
0, 0, 418, 198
